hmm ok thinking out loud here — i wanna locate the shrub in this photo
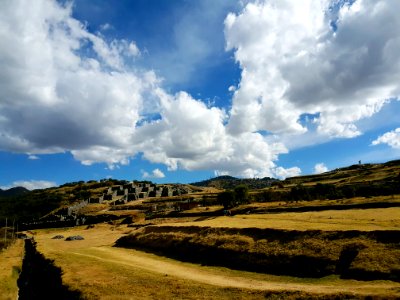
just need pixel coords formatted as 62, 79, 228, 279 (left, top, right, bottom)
217, 191, 236, 209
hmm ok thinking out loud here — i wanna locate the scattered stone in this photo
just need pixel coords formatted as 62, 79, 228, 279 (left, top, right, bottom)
51, 235, 64, 239
65, 235, 84, 241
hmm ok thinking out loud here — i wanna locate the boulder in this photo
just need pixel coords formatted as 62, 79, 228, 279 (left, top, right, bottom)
65, 235, 84, 241
51, 235, 64, 239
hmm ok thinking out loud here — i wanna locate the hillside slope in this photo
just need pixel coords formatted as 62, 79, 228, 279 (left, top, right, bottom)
191, 175, 277, 189
284, 160, 400, 186
0, 187, 29, 197
1, 159, 399, 225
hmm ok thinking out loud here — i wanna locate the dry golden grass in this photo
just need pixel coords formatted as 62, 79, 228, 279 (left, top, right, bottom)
284, 162, 400, 187
223, 196, 400, 217
164, 207, 400, 231
29, 223, 400, 299
33, 225, 269, 299
121, 224, 400, 272
49, 247, 270, 299
118, 223, 400, 292
78, 204, 108, 215
180, 205, 224, 214
0, 240, 23, 300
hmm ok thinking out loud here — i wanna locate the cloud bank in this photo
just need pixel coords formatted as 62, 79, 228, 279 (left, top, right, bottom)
0, 0, 399, 179
0, 0, 157, 167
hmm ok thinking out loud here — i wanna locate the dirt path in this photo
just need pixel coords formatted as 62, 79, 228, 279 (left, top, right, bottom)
33, 225, 400, 298
70, 245, 400, 297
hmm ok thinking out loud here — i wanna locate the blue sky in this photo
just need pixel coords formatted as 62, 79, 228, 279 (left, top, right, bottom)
0, 0, 399, 190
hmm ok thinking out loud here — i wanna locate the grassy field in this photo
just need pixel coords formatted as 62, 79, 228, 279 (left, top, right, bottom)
163, 207, 400, 231
2, 202, 399, 298
0, 240, 23, 300
24, 221, 399, 299
33, 225, 270, 299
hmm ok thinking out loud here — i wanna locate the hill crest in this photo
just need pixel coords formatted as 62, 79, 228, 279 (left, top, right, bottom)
191, 176, 277, 189
0, 186, 29, 197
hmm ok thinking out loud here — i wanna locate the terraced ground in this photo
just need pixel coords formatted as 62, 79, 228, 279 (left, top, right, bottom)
1, 160, 399, 298
26, 208, 400, 299
164, 206, 400, 231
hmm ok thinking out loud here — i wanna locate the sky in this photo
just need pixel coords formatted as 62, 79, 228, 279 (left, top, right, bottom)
1, 0, 400, 190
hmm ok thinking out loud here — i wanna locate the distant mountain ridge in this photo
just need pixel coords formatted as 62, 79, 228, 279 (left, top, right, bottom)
191, 176, 278, 190
0, 186, 29, 197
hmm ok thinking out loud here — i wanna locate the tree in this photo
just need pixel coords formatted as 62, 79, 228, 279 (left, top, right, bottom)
234, 185, 249, 204
312, 183, 340, 200
218, 185, 249, 209
217, 191, 235, 209
342, 185, 355, 198
290, 184, 310, 201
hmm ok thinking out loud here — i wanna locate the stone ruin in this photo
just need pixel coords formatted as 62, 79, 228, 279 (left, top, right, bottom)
31, 182, 196, 230
90, 182, 192, 206
67, 200, 88, 216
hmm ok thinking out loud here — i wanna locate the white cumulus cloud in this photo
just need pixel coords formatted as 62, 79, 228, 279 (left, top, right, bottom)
0, 0, 157, 168
225, 0, 400, 139
135, 90, 291, 178
314, 163, 329, 174
372, 128, 400, 149
142, 168, 165, 179
4, 0, 398, 180
273, 166, 302, 179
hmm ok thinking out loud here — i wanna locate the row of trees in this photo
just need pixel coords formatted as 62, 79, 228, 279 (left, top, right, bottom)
0, 191, 64, 223
217, 175, 400, 208
253, 181, 400, 203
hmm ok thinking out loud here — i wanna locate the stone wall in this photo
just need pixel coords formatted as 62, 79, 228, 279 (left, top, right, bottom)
100, 182, 193, 205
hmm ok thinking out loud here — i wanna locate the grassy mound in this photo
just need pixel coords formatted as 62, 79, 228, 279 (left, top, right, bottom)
116, 226, 400, 281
